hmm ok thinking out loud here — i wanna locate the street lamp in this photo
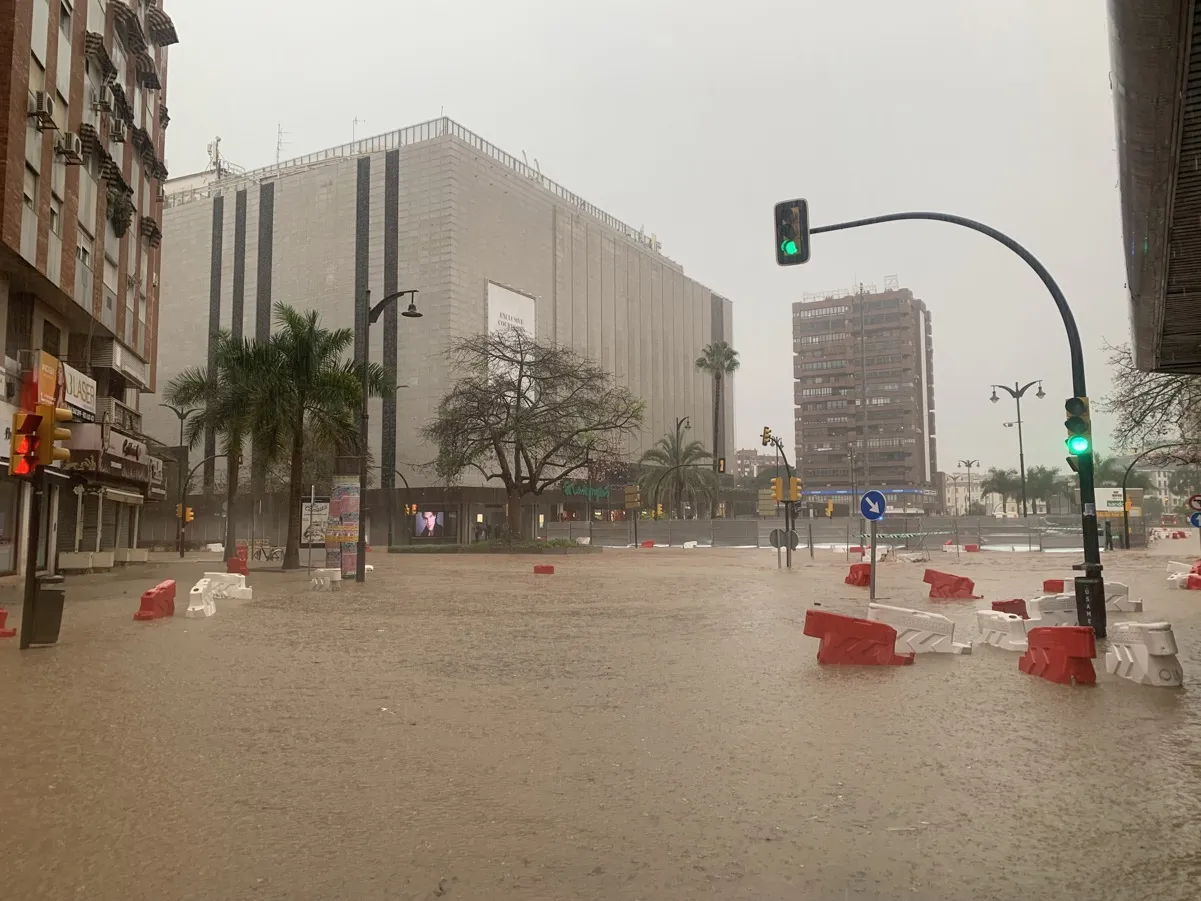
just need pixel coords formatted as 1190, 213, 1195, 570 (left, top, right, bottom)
958, 459, 979, 516
357, 288, 421, 583
160, 403, 198, 558
989, 380, 1043, 517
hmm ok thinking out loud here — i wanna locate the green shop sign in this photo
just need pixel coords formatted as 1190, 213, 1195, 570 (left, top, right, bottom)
561, 480, 611, 501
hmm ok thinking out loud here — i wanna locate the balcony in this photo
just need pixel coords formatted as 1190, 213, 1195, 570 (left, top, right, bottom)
91, 336, 149, 388
96, 396, 143, 435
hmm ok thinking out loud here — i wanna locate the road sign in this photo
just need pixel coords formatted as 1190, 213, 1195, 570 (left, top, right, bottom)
1189, 512, 1201, 529
769, 528, 800, 550
1189, 495, 1201, 512
860, 490, 886, 522
623, 485, 642, 510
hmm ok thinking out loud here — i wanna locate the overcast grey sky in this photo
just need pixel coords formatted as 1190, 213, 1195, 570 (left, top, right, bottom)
164, 0, 1127, 475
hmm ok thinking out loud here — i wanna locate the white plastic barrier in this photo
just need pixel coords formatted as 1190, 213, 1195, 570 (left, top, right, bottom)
186, 579, 217, 618
975, 610, 1029, 651
1104, 581, 1143, 613
201, 571, 252, 601
869, 603, 972, 654
1105, 622, 1184, 687
311, 568, 341, 591
1026, 594, 1078, 626
683, 541, 698, 549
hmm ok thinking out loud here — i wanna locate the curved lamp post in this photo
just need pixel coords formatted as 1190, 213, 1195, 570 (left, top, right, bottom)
989, 380, 1044, 517
1122, 444, 1185, 549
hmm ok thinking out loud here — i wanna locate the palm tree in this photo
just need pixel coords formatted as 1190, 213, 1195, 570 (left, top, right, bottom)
1024, 465, 1062, 515
637, 425, 715, 519
164, 332, 266, 560
1092, 453, 1153, 489
979, 467, 1020, 514
249, 303, 392, 569
695, 341, 739, 518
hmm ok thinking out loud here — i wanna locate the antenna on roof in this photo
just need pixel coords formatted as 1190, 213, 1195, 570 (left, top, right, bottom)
276, 123, 290, 165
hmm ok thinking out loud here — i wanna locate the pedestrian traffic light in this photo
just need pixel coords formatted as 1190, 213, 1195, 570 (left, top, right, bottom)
774, 199, 811, 266
9, 411, 43, 478
185, 507, 194, 523
761, 426, 772, 447
717, 457, 725, 474
788, 477, 802, 502
1064, 396, 1091, 456
35, 404, 71, 467
770, 477, 784, 502
825, 499, 834, 518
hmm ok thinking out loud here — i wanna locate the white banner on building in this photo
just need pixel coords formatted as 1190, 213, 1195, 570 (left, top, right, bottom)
62, 363, 97, 423
486, 282, 536, 338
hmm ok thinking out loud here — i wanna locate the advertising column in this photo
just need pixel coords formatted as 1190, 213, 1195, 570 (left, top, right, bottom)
326, 476, 360, 579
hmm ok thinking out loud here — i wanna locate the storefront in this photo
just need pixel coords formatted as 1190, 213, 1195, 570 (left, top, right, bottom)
0, 397, 26, 575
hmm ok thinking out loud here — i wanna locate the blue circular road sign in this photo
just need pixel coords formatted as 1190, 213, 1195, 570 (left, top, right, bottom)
1189, 512, 1201, 529
860, 490, 887, 522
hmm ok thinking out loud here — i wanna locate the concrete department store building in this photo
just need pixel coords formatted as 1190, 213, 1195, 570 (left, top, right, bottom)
146, 118, 737, 537
0, 0, 178, 573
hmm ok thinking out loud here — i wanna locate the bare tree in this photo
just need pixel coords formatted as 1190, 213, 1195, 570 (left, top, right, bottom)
422, 328, 645, 538
1101, 342, 1201, 451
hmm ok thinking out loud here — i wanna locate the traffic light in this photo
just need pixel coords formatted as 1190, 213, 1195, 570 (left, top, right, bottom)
35, 404, 71, 467
717, 457, 726, 474
788, 477, 802, 502
176, 503, 184, 519
774, 199, 811, 266
761, 426, 772, 447
1064, 396, 1091, 456
655, 503, 663, 518
770, 477, 784, 502
825, 499, 834, 518
185, 507, 194, 523
9, 411, 43, 478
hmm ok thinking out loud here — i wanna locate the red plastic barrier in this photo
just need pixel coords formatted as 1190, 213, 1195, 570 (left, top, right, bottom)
1190, 561, 1201, 576
639, 540, 655, 549
533, 564, 555, 575
0, 608, 14, 639
1043, 579, 1065, 593
227, 556, 249, 577
944, 539, 953, 546
1186, 574, 1201, 591
964, 544, 981, 553
923, 569, 980, 599
844, 563, 871, 587
1173, 531, 1187, 539
992, 598, 1029, 619
133, 580, 176, 621
1018, 626, 1096, 686
849, 545, 865, 554
802, 609, 914, 666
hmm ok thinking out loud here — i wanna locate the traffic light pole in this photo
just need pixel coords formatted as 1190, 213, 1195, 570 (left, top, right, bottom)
19, 470, 43, 650
810, 210, 1106, 635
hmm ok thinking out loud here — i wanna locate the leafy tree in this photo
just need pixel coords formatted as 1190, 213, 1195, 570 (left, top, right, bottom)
637, 424, 715, 518
251, 303, 392, 569
695, 341, 739, 518
1092, 453, 1153, 490
164, 332, 267, 560
423, 327, 644, 538
979, 467, 1020, 514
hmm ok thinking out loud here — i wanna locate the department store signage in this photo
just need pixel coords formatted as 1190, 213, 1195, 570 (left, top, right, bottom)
62, 363, 97, 422
561, 480, 611, 501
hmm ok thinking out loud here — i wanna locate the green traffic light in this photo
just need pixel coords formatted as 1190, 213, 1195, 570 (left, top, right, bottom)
781, 239, 798, 256
1067, 435, 1090, 455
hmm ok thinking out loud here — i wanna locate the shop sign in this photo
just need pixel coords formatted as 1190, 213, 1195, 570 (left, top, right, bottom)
67, 423, 151, 483
62, 363, 97, 422
562, 480, 611, 501
148, 456, 164, 485
23, 350, 61, 407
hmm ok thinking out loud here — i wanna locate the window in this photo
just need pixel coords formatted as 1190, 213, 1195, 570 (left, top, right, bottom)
23, 165, 39, 208
32, 0, 50, 65
49, 196, 62, 234
77, 232, 92, 268
801, 387, 833, 397
59, 1, 72, 37
796, 332, 849, 345
42, 319, 61, 356
795, 305, 849, 319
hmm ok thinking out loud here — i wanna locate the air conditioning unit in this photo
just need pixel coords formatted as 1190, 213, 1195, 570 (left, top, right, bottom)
110, 120, 127, 143
57, 132, 84, 164
28, 91, 56, 129
91, 87, 112, 113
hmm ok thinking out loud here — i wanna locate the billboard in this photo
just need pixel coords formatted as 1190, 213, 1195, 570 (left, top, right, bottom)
487, 282, 536, 338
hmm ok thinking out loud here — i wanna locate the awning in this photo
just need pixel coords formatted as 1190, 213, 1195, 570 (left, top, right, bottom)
103, 487, 144, 506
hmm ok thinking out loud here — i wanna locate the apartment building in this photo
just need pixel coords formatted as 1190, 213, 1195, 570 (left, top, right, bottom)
734, 448, 775, 480
792, 283, 937, 513
0, 0, 177, 573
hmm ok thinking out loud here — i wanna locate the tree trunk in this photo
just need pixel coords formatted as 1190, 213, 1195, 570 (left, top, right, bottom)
281, 429, 304, 569
506, 487, 523, 541
223, 447, 240, 562
711, 373, 721, 519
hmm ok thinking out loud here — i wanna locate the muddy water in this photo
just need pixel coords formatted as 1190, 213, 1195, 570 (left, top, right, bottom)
1, 548, 1199, 900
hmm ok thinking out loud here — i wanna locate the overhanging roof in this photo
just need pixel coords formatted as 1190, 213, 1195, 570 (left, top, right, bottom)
1111, 0, 1201, 371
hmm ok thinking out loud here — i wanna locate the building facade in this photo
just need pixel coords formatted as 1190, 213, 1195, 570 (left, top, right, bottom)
146, 118, 736, 508
734, 448, 775, 480
0, 0, 177, 572
792, 284, 936, 513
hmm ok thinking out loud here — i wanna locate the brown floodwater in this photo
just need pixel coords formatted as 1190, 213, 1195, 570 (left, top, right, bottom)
1, 546, 1199, 900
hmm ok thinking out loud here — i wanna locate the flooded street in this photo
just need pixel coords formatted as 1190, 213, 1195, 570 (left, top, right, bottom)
2, 546, 1200, 900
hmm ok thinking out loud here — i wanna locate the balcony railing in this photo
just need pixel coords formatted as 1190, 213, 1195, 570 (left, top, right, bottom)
96, 396, 142, 435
